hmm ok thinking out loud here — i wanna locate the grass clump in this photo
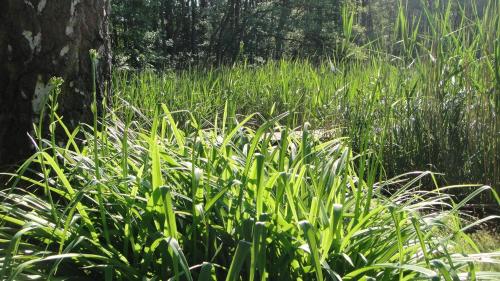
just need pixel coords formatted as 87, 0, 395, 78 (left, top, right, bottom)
1, 97, 499, 280
1, 1, 499, 279
112, 0, 500, 192
114, 54, 499, 200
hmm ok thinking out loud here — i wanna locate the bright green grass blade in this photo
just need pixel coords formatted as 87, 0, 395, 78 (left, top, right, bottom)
162, 104, 186, 153
225, 241, 251, 281
299, 220, 323, 281
250, 222, 267, 281
38, 152, 98, 242
344, 263, 438, 280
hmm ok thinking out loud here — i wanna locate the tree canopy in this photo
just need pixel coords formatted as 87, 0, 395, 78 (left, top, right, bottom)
110, 0, 491, 68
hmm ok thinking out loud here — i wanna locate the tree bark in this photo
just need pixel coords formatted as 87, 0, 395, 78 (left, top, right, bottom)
275, 0, 290, 59
0, 0, 111, 169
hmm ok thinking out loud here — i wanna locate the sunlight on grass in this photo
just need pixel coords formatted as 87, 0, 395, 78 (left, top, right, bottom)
0, 96, 498, 279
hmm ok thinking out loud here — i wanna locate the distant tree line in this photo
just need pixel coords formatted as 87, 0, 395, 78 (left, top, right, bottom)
110, 0, 491, 69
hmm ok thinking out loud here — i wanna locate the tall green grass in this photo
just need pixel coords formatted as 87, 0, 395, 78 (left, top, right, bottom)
1, 93, 499, 279
113, 49, 498, 194
1, 0, 499, 279
109, 0, 499, 195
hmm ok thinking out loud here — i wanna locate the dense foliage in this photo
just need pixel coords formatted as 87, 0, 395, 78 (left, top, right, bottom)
0, 93, 498, 279
111, 0, 493, 68
111, 0, 499, 195
113, 57, 498, 203
0, 0, 498, 280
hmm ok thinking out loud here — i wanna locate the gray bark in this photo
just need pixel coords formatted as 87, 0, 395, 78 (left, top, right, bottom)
0, 0, 111, 169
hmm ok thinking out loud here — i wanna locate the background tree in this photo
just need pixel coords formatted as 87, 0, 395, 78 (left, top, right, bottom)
111, 0, 355, 68
110, 0, 493, 68
0, 0, 111, 169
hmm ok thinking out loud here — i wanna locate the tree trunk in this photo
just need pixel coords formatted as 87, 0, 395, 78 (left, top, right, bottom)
275, 0, 290, 59
0, 0, 111, 169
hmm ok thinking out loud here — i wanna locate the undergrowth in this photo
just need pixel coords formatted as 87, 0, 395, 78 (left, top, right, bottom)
1, 0, 499, 279
0, 92, 499, 279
